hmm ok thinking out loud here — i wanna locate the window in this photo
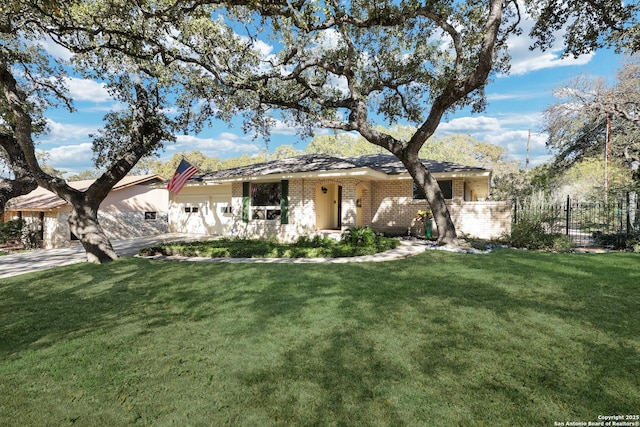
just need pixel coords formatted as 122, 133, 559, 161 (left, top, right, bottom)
184, 206, 199, 214
243, 180, 289, 224
438, 180, 453, 199
413, 180, 453, 200
251, 182, 281, 220
144, 211, 157, 220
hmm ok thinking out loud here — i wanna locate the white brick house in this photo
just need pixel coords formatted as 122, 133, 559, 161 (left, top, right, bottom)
169, 154, 511, 241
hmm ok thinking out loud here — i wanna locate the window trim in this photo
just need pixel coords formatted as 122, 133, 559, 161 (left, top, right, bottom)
243, 180, 289, 224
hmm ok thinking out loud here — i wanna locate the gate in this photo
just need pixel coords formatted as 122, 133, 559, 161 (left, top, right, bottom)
513, 193, 639, 247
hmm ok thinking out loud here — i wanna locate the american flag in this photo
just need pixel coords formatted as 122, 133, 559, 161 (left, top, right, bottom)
167, 159, 198, 194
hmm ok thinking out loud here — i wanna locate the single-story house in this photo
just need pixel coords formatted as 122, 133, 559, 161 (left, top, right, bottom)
168, 154, 511, 240
2, 175, 169, 248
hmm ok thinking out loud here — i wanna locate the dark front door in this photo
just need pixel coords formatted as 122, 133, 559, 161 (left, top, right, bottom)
337, 185, 342, 228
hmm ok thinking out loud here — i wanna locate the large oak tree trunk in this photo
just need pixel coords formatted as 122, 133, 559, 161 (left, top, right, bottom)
0, 134, 38, 216
68, 204, 118, 263
400, 153, 459, 246
2, 59, 166, 264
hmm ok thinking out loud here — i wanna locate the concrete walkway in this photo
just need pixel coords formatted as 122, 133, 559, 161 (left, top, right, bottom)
0, 234, 430, 279
0, 233, 209, 280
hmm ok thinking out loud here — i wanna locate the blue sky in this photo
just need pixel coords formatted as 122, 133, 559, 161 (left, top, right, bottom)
34, 20, 626, 176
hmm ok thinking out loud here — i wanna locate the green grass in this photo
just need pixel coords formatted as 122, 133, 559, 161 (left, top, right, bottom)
1, 249, 639, 426
139, 235, 399, 258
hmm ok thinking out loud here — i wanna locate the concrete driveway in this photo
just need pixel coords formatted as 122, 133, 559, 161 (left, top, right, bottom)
0, 233, 207, 280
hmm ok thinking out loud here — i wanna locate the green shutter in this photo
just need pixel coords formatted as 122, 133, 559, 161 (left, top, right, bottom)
280, 180, 289, 224
242, 182, 250, 223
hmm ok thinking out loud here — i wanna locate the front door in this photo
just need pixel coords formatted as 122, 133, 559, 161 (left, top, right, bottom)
316, 183, 342, 230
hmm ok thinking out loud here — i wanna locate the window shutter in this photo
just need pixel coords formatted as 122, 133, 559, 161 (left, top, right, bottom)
280, 180, 289, 224
242, 182, 250, 223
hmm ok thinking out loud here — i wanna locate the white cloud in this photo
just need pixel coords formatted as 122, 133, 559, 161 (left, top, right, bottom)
508, 46, 593, 76
64, 77, 112, 103
37, 37, 74, 61
268, 119, 309, 137
47, 142, 94, 164
504, 11, 595, 76
486, 91, 546, 102
313, 29, 342, 50
34, 121, 97, 173
42, 142, 95, 175
40, 120, 98, 145
438, 116, 503, 134
493, 112, 543, 129
252, 39, 274, 57
436, 115, 550, 167
170, 134, 261, 156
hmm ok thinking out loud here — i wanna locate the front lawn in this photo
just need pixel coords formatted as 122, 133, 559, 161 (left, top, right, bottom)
0, 249, 638, 426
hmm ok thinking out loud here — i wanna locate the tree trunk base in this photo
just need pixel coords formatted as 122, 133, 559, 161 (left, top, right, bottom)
69, 209, 118, 264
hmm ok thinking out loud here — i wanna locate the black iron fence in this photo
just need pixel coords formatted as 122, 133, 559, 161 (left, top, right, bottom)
513, 192, 639, 247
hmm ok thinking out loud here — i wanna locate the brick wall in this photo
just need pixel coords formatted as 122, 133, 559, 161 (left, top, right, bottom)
226, 177, 511, 241
369, 179, 511, 239
445, 201, 512, 239
229, 178, 364, 242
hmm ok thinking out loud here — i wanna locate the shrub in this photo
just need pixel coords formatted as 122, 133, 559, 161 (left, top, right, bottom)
138, 233, 399, 259
592, 231, 640, 251
22, 228, 41, 249
295, 234, 334, 248
341, 226, 377, 246
550, 234, 573, 252
508, 217, 573, 252
0, 219, 26, 244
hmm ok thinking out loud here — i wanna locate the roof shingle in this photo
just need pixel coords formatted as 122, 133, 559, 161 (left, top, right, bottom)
199, 153, 486, 180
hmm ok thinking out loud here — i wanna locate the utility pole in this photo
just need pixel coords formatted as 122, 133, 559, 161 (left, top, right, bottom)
605, 115, 611, 203
525, 129, 531, 171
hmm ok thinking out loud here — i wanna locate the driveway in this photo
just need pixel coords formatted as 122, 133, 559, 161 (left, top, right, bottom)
0, 233, 207, 280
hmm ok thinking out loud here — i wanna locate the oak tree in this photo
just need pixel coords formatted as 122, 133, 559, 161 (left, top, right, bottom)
544, 55, 640, 184
164, 0, 636, 245
1, 0, 173, 262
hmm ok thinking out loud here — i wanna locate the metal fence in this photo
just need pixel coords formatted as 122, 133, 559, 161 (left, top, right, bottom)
513, 192, 639, 247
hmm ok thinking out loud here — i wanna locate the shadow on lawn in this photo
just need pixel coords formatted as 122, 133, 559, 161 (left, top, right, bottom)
1, 252, 638, 424
0, 259, 209, 359
230, 251, 639, 423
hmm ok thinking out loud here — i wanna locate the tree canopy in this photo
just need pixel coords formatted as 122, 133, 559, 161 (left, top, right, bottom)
1, 0, 637, 255
544, 55, 640, 185
1, 0, 177, 261
158, 0, 635, 244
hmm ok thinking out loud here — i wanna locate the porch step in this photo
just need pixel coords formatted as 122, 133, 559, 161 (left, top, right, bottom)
314, 230, 343, 241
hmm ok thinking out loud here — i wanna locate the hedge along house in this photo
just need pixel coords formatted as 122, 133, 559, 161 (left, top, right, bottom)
2, 175, 169, 248
169, 154, 511, 241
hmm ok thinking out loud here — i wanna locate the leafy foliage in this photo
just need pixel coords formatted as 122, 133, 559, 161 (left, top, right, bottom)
544, 56, 640, 185
507, 217, 573, 252
0, 218, 40, 249
0, 219, 25, 244
138, 234, 399, 258
341, 226, 377, 247
527, 0, 638, 56
592, 231, 640, 252
508, 193, 574, 252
